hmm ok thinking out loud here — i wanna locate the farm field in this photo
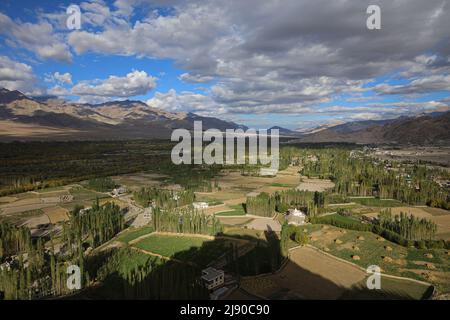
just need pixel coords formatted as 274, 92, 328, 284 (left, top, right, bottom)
296, 178, 334, 192
132, 233, 236, 267
116, 225, 155, 244
241, 246, 433, 300
302, 223, 450, 293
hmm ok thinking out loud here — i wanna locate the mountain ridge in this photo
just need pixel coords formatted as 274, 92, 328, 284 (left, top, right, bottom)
0, 88, 246, 141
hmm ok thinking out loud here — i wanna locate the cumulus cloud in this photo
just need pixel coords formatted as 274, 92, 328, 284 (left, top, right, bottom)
63, 0, 450, 115
146, 89, 222, 116
45, 72, 73, 85
2, 0, 450, 121
0, 55, 44, 95
179, 73, 214, 83
374, 75, 450, 95
70, 70, 156, 101
0, 13, 72, 62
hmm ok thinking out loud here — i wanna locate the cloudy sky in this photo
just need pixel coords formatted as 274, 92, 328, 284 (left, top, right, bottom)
0, 0, 449, 129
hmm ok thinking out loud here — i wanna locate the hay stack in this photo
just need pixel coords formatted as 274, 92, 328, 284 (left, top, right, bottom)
323, 247, 330, 252
385, 246, 393, 251
356, 236, 365, 240
334, 239, 343, 244
376, 236, 385, 242
382, 256, 393, 263
352, 255, 360, 261
339, 230, 347, 234
352, 246, 360, 251
424, 253, 434, 259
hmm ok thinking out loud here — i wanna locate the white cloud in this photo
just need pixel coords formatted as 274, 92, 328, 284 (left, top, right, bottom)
146, 89, 221, 116
0, 55, 44, 95
71, 70, 156, 101
0, 13, 72, 62
179, 73, 214, 83
64, 0, 450, 116
45, 72, 73, 85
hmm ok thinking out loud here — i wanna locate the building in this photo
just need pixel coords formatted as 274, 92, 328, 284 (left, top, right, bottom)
201, 267, 224, 290
285, 208, 306, 225
112, 187, 127, 197
193, 202, 209, 209
259, 168, 278, 177
143, 207, 152, 219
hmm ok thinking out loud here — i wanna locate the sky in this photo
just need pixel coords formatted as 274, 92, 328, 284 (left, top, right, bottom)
0, 0, 449, 129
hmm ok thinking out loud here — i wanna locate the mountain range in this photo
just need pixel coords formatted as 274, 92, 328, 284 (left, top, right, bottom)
292, 111, 450, 145
0, 88, 246, 141
1, 88, 449, 145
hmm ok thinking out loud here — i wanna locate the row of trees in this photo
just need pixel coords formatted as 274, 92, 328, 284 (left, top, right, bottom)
87, 177, 116, 192
378, 209, 437, 241
63, 200, 125, 251
300, 148, 450, 209
246, 192, 276, 217
92, 248, 209, 299
133, 187, 195, 209
0, 223, 32, 259
246, 190, 327, 217
152, 207, 223, 235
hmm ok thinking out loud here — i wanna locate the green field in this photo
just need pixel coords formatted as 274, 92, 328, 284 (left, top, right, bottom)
134, 234, 229, 267
116, 226, 154, 243
341, 276, 433, 300
216, 204, 246, 216
349, 197, 403, 207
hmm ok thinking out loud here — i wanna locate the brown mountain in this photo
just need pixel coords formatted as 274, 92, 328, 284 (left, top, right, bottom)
294, 112, 450, 145
0, 88, 246, 141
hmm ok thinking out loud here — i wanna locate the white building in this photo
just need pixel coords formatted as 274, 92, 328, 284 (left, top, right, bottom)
112, 187, 127, 197
259, 168, 278, 177
201, 267, 224, 290
143, 207, 152, 219
286, 208, 306, 225
193, 202, 209, 209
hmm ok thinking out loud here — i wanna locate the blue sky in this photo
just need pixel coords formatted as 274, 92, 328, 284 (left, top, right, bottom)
0, 0, 449, 129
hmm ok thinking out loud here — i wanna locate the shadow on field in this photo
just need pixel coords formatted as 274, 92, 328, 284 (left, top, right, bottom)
64, 230, 433, 300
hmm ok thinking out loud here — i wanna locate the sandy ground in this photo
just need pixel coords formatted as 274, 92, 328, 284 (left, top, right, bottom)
218, 217, 254, 225
297, 178, 335, 192
241, 246, 366, 299
42, 206, 69, 224
0, 120, 80, 138
244, 217, 281, 232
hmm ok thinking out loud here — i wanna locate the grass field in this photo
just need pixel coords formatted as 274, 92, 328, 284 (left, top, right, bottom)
215, 204, 246, 216
349, 197, 403, 207
116, 226, 154, 243
133, 234, 230, 267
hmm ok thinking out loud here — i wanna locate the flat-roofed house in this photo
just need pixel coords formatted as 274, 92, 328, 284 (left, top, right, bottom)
193, 202, 209, 209
201, 267, 224, 290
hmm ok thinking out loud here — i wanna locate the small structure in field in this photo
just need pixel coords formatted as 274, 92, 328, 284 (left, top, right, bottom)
112, 187, 127, 197
201, 267, 224, 290
143, 207, 152, 219
285, 208, 306, 225
193, 202, 209, 209
259, 168, 278, 177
